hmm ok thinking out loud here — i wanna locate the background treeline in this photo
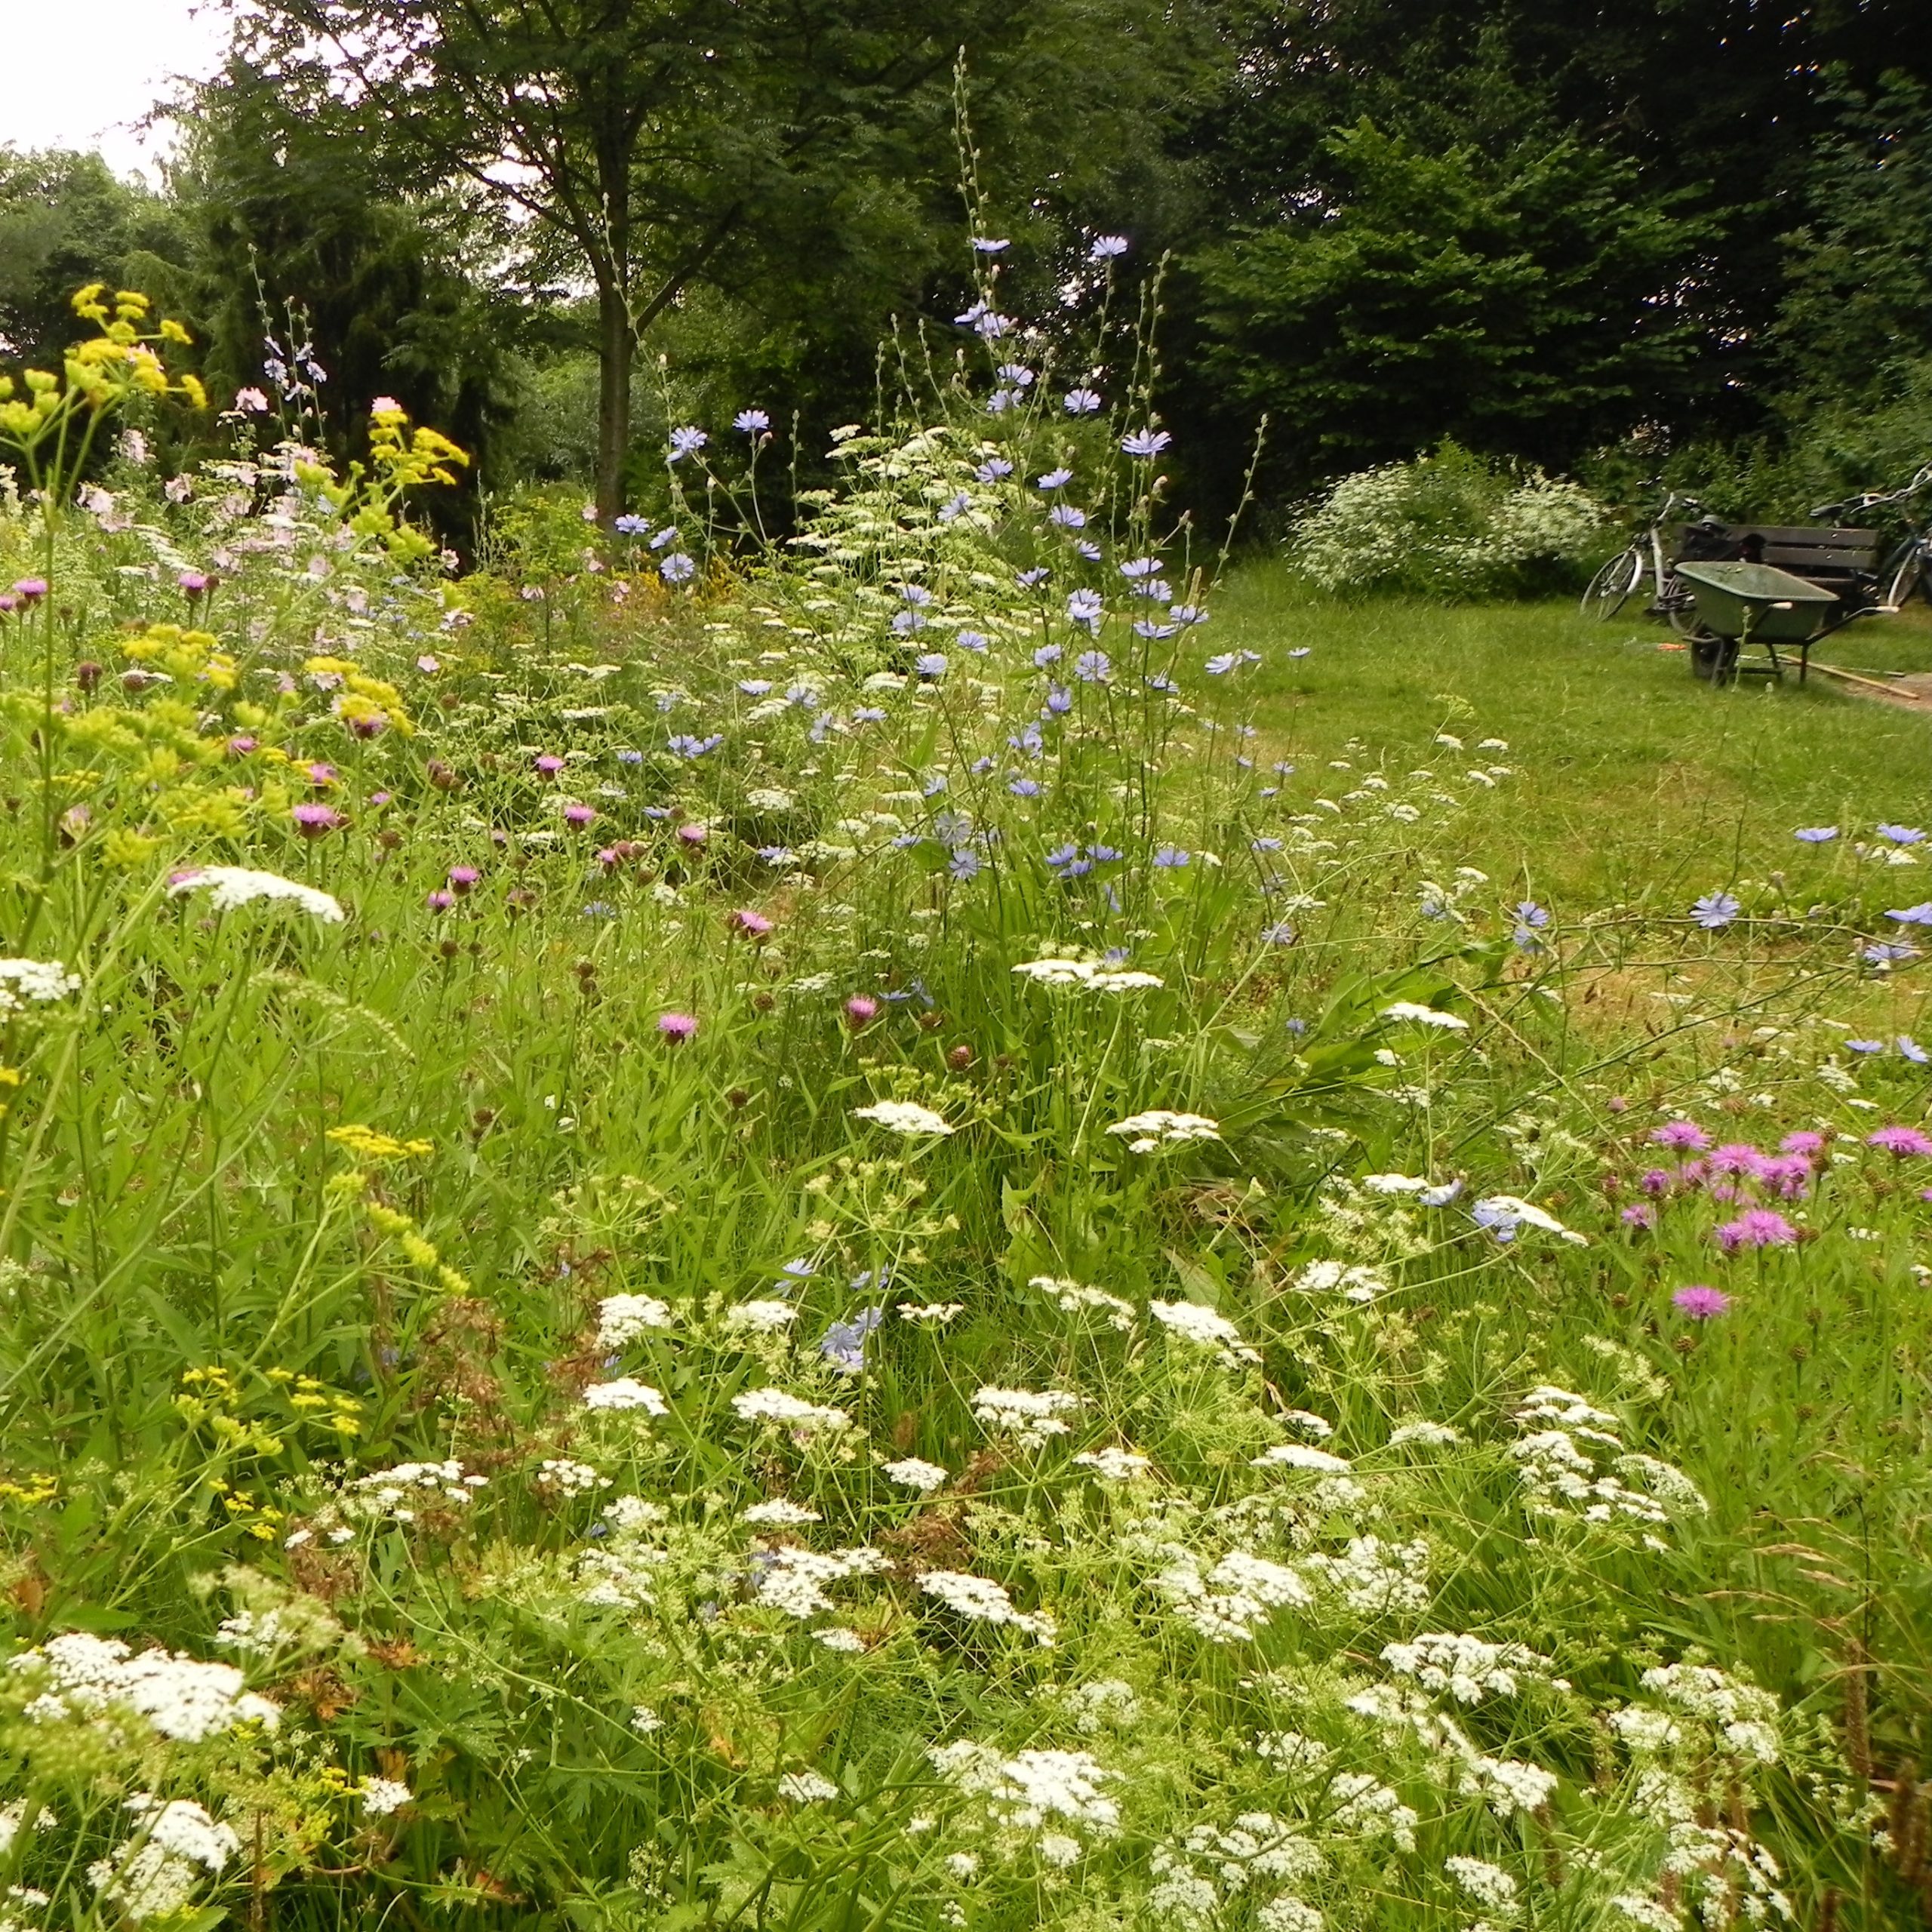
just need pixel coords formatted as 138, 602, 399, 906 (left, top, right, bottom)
2, 0, 1929, 535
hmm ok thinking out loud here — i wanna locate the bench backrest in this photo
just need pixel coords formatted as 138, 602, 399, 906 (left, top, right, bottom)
1670, 522, 1881, 580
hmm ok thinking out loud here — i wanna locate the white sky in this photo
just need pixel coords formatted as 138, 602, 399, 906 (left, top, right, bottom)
0, 0, 232, 180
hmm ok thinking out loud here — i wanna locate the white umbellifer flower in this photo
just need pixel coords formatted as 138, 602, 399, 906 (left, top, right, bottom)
1251, 1443, 1352, 1473
595, 1294, 676, 1349
723, 1299, 798, 1332
1444, 1856, 1518, 1910
1155, 1551, 1310, 1642
1380, 1001, 1468, 1030
1460, 1754, 1561, 1818
1381, 1632, 1552, 1704
361, 1778, 412, 1818
1387, 1419, 1460, 1447
1012, 957, 1164, 993
1472, 1193, 1589, 1247
88, 1794, 239, 1921
918, 1570, 1055, 1644
749, 1545, 886, 1618
1255, 1730, 1332, 1776
1149, 1299, 1260, 1365
745, 786, 795, 812
897, 1300, 964, 1324
536, 1458, 608, 1496
1361, 1171, 1429, 1194
930, 1741, 1121, 1835
731, 1387, 851, 1433
1301, 1536, 1430, 1615
1106, 1109, 1220, 1153
971, 1385, 1081, 1449
1038, 1831, 1083, 1867
1609, 1897, 1681, 1931
15, 1632, 281, 1741
583, 1377, 669, 1415
0, 957, 82, 1014
1325, 1773, 1417, 1851
604, 1495, 666, 1531
213, 1610, 288, 1656
1036, 1277, 1134, 1329
1291, 1259, 1389, 1303
1072, 1446, 1151, 1481
341, 1459, 488, 1523
632, 1705, 664, 1733
1279, 1409, 1334, 1439
1257, 1899, 1324, 1932
852, 1100, 953, 1136
811, 1627, 866, 1652
166, 866, 346, 924
1627, 1663, 1782, 1763
1065, 1678, 1142, 1734
881, 1457, 949, 1493
743, 1499, 820, 1526
777, 1770, 841, 1803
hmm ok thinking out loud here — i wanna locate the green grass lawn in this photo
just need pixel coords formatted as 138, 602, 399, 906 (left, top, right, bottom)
1220, 565, 1932, 904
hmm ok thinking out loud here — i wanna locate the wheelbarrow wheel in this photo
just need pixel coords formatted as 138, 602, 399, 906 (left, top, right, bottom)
1690, 633, 1740, 682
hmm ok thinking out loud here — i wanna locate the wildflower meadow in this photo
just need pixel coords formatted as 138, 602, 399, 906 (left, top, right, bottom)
0, 254, 1928, 1932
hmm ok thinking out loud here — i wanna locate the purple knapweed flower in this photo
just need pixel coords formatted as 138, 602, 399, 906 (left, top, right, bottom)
730, 909, 774, 940
292, 802, 343, 837
1715, 1208, 1798, 1253
1672, 1285, 1731, 1319
1638, 1168, 1672, 1197
658, 1012, 698, 1042
1621, 1203, 1656, 1229
1868, 1124, 1932, 1157
844, 995, 879, 1029
1651, 1120, 1709, 1151
564, 803, 597, 827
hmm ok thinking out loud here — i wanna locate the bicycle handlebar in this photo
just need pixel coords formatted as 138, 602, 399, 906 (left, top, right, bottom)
1810, 464, 1932, 522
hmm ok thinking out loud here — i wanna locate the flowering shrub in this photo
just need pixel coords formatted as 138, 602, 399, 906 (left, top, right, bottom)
1289, 441, 1607, 598
0, 260, 1924, 1932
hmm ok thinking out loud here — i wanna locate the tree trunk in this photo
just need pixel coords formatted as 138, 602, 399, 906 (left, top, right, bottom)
595, 275, 632, 526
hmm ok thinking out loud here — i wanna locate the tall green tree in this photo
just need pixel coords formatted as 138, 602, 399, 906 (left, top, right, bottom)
230, 0, 1214, 523
176, 54, 529, 497
1185, 121, 1707, 481
0, 150, 192, 367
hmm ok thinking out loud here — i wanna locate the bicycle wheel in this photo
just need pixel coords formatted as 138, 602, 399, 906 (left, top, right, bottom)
1882, 546, 1927, 611
1661, 572, 1702, 636
1582, 547, 1643, 620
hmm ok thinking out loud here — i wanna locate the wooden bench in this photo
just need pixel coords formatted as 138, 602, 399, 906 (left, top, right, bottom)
1671, 523, 1880, 596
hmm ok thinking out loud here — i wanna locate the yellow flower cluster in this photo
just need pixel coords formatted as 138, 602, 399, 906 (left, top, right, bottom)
363, 1200, 472, 1297
0, 286, 205, 455
306, 655, 416, 737
327, 1124, 434, 1162
294, 401, 469, 567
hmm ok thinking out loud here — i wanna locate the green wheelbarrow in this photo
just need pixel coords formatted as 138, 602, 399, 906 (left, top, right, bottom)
1672, 561, 1843, 685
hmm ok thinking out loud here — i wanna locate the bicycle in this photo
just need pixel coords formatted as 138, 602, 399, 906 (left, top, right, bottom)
1580, 489, 1724, 632
1806, 463, 1932, 617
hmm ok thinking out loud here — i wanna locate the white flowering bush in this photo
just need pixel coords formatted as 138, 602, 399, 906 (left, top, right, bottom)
1290, 442, 1607, 598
